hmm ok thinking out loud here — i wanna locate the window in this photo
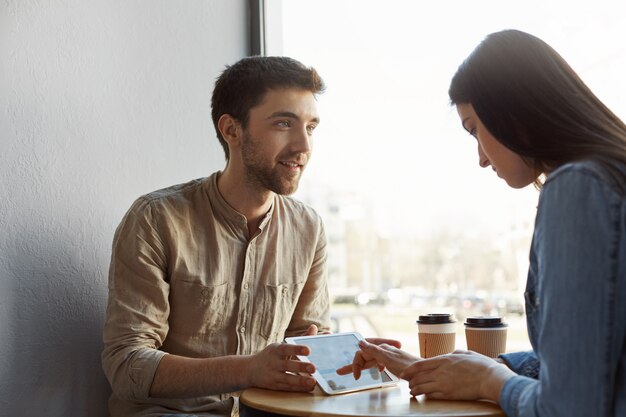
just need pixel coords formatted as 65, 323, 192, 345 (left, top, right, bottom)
265, 0, 626, 354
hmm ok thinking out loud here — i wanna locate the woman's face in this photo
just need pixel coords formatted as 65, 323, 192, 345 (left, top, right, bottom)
457, 103, 538, 189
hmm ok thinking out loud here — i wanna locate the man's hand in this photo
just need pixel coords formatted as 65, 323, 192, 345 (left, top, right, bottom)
303, 324, 319, 336
336, 338, 417, 380
246, 342, 317, 392
301, 323, 332, 336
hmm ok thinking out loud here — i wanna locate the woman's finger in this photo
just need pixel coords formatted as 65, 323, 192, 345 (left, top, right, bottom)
365, 337, 402, 349
407, 370, 435, 387
401, 357, 441, 379
410, 381, 440, 397
336, 364, 353, 375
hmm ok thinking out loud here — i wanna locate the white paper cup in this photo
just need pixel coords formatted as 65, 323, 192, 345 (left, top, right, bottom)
416, 314, 456, 358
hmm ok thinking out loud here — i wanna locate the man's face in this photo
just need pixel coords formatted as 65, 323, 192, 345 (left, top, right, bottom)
240, 88, 320, 195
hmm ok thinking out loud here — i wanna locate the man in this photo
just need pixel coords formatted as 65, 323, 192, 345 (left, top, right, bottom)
102, 56, 330, 417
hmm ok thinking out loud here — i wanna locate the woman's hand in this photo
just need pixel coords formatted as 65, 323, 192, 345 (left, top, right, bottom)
401, 350, 516, 402
337, 339, 419, 379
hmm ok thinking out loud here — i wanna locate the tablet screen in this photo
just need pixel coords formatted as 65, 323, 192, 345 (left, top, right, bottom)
286, 333, 396, 394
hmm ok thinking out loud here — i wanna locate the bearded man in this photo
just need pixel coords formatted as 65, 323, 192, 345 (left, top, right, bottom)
102, 56, 330, 417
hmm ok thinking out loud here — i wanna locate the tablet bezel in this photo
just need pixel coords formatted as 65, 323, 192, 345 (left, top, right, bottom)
284, 331, 399, 395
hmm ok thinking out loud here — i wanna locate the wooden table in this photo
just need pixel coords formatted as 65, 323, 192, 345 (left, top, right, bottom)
239, 380, 504, 417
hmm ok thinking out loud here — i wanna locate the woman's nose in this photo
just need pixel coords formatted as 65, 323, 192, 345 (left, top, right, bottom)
478, 144, 490, 168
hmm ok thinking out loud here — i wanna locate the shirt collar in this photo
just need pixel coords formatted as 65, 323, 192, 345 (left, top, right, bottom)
205, 171, 276, 232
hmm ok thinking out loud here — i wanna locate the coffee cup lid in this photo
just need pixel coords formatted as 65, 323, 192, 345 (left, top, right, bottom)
416, 313, 456, 324
464, 316, 507, 328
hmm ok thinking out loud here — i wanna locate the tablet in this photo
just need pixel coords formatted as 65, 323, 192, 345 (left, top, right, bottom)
284, 332, 399, 395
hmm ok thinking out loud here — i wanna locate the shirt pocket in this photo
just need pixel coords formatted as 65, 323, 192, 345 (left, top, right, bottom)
169, 280, 231, 336
259, 282, 305, 341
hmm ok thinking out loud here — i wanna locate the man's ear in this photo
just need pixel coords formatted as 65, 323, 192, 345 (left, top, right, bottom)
217, 114, 243, 148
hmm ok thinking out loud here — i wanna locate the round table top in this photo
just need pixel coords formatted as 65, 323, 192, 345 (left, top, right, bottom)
240, 380, 504, 417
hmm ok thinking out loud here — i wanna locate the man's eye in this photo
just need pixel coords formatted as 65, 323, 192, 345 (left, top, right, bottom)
277, 121, 290, 128
307, 125, 317, 134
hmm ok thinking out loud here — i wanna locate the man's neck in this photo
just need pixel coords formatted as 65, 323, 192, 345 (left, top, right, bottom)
217, 167, 274, 239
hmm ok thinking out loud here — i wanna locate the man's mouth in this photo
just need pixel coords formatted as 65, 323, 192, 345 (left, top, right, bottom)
279, 161, 304, 171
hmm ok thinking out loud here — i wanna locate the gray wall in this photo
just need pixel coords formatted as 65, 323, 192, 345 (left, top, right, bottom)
1, 1, 248, 415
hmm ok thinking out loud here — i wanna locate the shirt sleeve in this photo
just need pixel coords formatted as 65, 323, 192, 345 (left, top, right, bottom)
284, 217, 331, 336
499, 168, 621, 417
101, 197, 170, 401
499, 351, 540, 379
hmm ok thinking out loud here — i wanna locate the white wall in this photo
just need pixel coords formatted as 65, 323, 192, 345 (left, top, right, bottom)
1, 1, 248, 415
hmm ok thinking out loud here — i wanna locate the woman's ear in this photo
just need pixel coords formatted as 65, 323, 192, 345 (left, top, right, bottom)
217, 114, 242, 149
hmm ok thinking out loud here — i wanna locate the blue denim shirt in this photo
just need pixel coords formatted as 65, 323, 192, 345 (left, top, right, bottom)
499, 161, 626, 417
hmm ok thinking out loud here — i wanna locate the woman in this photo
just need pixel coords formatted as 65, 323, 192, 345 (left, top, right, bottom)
338, 29, 626, 416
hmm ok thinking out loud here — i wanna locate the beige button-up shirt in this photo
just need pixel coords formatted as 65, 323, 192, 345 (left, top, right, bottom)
102, 172, 330, 417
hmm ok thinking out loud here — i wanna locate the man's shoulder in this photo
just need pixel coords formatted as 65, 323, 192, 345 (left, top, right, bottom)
126, 177, 211, 218
275, 195, 322, 223
140, 177, 208, 202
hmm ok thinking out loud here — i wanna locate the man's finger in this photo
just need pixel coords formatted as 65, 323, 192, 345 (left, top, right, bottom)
270, 373, 317, 391
303, 324, 319, 336
281, 357, 316, 375
277, 343, 311, 357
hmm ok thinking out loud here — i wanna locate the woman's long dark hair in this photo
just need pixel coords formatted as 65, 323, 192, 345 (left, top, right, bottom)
449, 29, 626, 193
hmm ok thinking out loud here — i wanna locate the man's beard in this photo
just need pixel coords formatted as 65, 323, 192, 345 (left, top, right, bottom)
241, 132, 305, 195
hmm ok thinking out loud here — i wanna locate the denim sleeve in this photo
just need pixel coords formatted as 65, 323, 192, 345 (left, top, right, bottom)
499, 351, 540, 379
499, 167, 621, 417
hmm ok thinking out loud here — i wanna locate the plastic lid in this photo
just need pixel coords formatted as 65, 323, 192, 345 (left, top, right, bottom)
416, 313, 456, 324
464, 316, 508, 328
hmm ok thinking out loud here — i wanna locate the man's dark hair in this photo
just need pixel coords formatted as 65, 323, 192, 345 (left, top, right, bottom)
211, 56, 326, 160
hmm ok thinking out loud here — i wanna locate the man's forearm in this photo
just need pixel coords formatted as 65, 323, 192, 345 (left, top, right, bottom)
149, 354, 252, 398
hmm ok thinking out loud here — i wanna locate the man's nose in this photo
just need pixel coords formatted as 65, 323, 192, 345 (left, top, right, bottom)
292, 128, 312, 154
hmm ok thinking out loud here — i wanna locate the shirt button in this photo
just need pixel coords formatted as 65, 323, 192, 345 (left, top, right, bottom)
243, 283, 249, 290
240, 327, 246, 333
282, 287, 288, 294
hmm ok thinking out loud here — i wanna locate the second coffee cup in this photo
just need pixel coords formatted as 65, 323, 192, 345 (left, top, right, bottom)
416, 313, 457, 358
464, 316, 508, 358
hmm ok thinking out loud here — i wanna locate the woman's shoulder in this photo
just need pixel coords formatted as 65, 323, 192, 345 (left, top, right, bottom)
545, 160, 626, 196
548, 160, 607, 180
